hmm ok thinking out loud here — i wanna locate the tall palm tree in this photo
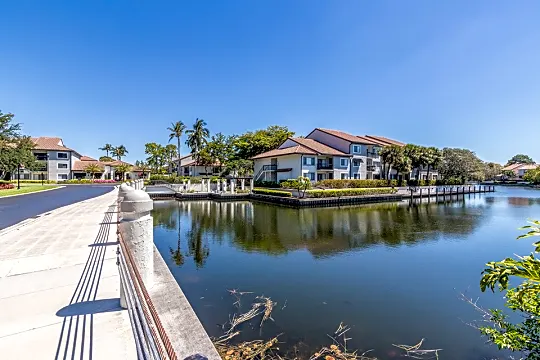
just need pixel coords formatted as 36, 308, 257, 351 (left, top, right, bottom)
185, 118, 210, 163
403, 144, 423, 181
112, 145, 128, 161
167, 121, 186, 176
379, 145, 402, 181
98, 144, 114, 157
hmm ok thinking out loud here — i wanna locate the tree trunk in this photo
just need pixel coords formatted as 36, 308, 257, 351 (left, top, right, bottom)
177, 137, 181, 177
426, 165, 431, 183
387, 165, 392, 182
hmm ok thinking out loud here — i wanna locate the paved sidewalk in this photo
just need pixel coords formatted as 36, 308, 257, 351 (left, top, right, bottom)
0, 189, 135, 359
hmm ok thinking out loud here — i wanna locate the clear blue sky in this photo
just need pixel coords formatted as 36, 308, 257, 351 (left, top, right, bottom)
1, 0, 539, 164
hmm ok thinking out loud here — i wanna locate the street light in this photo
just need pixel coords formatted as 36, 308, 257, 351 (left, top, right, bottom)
17, 164, 21, 190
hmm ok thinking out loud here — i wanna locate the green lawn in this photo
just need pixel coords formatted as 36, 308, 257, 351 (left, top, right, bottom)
0, 183, 60, 197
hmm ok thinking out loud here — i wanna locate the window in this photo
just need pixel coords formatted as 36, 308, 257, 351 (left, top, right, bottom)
307, 172, 315, 181
341, 173, 348, 180
340, 158, 348, 167
57, 152, 68, 159
57, 163, 68, 169
57, 174, 68, 180
352, 145, 361, 153
353, 174, 359, 179
352, 159, 361, 167
35, 153, 48, 161
303, 157, 315, 166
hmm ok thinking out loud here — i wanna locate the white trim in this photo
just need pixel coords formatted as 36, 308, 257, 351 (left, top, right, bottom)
57, 163, 68, 169
340, 158, 348, 167
57, 173, 68, 180
57, 152, 69, 159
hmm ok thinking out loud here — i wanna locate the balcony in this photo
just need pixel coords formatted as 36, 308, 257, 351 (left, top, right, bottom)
367, 151, 380, 159
317, 162, 333, 170
367, 165, 377, 172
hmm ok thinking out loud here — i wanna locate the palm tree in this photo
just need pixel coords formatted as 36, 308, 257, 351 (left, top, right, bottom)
379, 145, 402, 181
403, 144, 424, 180
115, 163, 132, 181
112, 145, 128, 161
185, 118, 210, 163
393, 152, 412, 184
167, 121, 186, 176
84, 163, 103, 179
98, 144, 114, 157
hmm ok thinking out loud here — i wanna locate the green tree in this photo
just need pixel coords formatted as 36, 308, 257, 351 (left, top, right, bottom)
167, 121, 186, 176
232, 125, 294, 160
185, 118, 210, 163
393, 150, 412, 183
145, 143, 167, 173
0, 111, 37, 180
425, 147, 442, 181
84, 163, 103, 179
224, 159, 253, 176
483, 162, 503, 181
506, 154, 535, 166
164, 144, 178, 174
379, 145, 403, 181
403, 144, 424, 180
99, 156, 114, 162
523, 167, 540, 184
206, 132, 234, 170
476, 221, 540, 358
438, 148, 483, 183
98, 144, 114, 157
112, 145, 128, 161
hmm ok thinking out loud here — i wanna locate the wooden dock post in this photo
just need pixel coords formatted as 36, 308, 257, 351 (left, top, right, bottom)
420, 188, 422, 200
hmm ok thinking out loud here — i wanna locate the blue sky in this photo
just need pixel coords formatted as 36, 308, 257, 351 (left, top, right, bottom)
1, 1, 539, 164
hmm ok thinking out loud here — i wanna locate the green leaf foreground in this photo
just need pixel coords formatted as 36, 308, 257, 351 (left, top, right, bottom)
476, 220, 540, 358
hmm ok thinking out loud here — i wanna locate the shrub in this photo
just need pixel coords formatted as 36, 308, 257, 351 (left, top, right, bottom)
8, 179, 57, 184
93, 179, 118, 183
254, 180, 280, 188
407, 179, 436, 186
149, 175, 204, 184
252, 188, 293, 197
306, 188, 397, 198
315, 179, 398, 189
235, 189, 251, 194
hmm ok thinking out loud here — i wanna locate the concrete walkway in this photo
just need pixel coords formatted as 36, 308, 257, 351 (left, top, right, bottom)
0, 189, 135, 359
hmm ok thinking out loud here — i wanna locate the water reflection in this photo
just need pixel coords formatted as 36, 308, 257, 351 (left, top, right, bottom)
153, 199, 487, 264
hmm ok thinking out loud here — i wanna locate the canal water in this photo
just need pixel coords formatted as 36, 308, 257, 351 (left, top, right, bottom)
152, 186, 540, 359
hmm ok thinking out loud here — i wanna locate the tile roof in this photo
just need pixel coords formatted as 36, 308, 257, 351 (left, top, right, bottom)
80, 156, 97, 161
72, 160, 105, 171
314, 128, 377, 144
364, 135, 406, 147
183, 160, 221, 167
31, 137, 72, 151
290, 138, 346, 156
502, 163, 535, 171
251, 145, 317, 159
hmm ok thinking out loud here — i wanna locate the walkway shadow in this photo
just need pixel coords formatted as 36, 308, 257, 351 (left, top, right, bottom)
88, 241, 118, 247
56, 298, 121, 317
54, 203, 119, 360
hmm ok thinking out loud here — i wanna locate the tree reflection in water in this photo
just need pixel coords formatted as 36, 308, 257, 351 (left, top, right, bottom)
153, 198, 489, 266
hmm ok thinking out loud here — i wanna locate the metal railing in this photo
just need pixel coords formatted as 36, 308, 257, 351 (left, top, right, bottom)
317, 163, 333, 170
116, 206, 178, 360
254, 164, 278, 181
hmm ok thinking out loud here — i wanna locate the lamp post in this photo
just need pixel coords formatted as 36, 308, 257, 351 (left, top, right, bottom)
17, 164, 21, 190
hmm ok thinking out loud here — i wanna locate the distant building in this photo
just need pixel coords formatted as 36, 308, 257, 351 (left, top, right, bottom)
502, 163, 538, 179
15, 137, 149, 181
171, 154, 221, 176
252, 128, 437, 183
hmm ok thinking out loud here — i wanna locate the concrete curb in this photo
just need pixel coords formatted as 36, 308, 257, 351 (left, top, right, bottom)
0, 185, 65, 199
150, 246, 221, 360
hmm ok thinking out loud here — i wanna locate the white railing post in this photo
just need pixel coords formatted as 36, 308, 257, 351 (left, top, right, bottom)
250, 178, 254, 192
119, 189, 154, 288
241, 179, 245, 191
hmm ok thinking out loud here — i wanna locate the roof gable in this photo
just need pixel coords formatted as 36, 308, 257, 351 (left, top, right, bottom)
310, 128, 377, 145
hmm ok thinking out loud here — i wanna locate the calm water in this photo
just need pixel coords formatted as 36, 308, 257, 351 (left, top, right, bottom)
152, 186, 540, 359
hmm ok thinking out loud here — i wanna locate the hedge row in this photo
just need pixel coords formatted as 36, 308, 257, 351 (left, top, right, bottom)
8, 179, 57, 184
252, 188, 292, 197
306, 188, 397, 198
254, 180, 281, 188
315, 179, 398, 189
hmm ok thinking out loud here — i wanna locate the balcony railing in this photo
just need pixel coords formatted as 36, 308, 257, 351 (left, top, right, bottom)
367, 165, 377, 172
317, 163, 333, 170
367, 151, 380, 158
